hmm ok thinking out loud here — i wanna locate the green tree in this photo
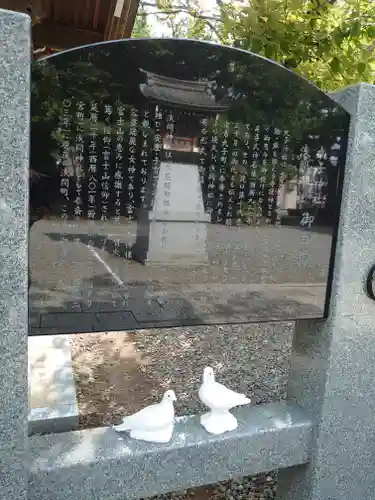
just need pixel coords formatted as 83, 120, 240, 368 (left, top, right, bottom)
132, 6, 153, 37
139, 0, 220, 39
218, 0, 375, 90
137, 0, 375, 91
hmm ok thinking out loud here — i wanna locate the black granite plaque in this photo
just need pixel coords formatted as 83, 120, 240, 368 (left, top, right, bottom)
29, 38, 350, 335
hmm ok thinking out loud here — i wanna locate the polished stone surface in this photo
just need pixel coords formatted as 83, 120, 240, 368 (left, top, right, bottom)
28, 401, 313, 500
277, 84, 375, 500
29, 39, 350, 334
0, 9, 30, 500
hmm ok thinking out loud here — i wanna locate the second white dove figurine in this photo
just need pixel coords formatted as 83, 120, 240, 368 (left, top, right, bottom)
198, 366, 251, 435
113, 390, 177, 443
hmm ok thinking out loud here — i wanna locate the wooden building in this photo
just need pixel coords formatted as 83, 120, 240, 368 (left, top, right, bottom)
0, 0, 140, 57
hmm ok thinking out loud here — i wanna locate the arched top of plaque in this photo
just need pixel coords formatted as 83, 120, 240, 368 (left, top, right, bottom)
30, 38, 351, 336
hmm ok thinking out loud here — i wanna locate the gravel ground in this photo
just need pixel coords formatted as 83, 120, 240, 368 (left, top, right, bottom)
146, 473, 277, 500
70, 321, 293, 500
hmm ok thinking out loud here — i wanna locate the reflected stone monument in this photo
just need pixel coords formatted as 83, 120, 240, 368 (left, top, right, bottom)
144, 160, 210, 264
131, 70, 225, 265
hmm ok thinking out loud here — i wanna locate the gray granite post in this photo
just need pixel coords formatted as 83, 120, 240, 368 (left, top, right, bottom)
0, 9, 30, 500
276, 83, 375, 500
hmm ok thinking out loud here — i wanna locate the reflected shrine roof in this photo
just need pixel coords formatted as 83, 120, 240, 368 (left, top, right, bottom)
140, 70, 229, 112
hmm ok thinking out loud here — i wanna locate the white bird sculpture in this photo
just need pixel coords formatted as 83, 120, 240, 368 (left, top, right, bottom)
198, 366, 251, 435
113, 390, 177, 443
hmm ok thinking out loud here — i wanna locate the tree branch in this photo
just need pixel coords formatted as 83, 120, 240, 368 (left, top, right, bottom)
306, 0, 338, 16
137, 2, 224, 38
139, 5, 221, 22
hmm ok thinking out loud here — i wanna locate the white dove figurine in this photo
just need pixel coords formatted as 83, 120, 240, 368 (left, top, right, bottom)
113, 390, 177, 443
198, 366, 250, 435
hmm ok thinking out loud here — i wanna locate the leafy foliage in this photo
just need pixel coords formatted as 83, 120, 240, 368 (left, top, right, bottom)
136, 0, 375, 90
132, 5, 153, 38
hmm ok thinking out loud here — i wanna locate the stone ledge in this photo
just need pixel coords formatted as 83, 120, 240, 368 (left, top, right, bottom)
29, 404, 79, 435
28, 402, 313, 500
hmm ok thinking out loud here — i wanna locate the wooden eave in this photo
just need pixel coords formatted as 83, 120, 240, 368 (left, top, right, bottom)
0, 0, 140, 50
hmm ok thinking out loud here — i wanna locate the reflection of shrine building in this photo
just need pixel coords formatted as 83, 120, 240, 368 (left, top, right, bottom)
279, 176, 327, 213
279, 166, 328, 214
140, 69, 229, 154
140, 70, 229, 112
137, 70, 286, 229
132, 71, 231, 265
